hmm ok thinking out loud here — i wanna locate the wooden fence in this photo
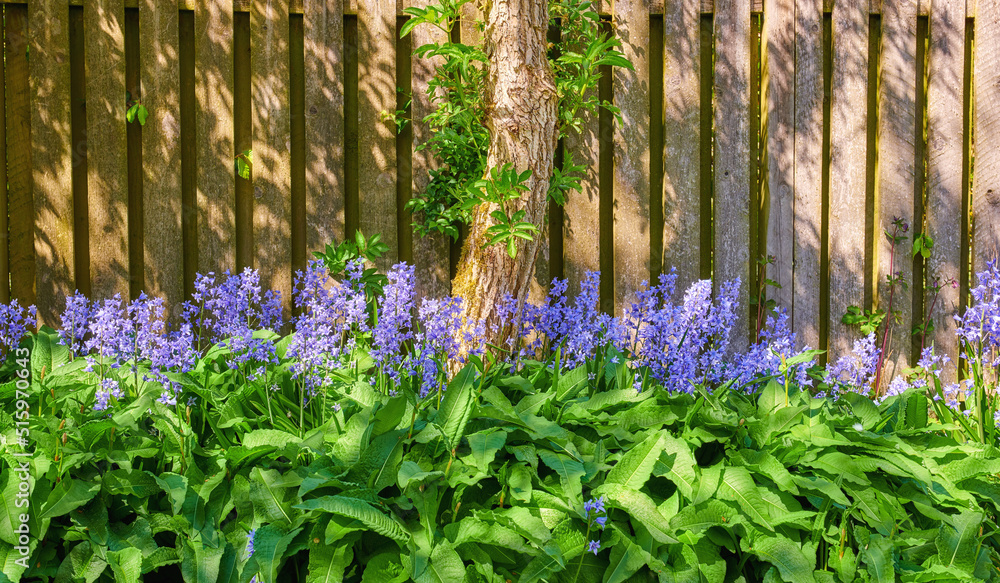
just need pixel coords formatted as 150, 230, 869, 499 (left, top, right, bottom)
4, 0, 999, 372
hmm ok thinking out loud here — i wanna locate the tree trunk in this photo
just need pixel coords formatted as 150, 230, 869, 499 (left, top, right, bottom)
451, 0, 559, 348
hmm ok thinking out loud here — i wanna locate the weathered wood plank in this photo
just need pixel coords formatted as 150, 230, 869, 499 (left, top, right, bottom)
0, 9, 7, 305
613, 0, 650, 315
828, 0, 869, 359
304, 0, 346, 258
358, 0, 398, 271
877, 0, 917, 375
713, 0, 751, 350
194, 0, 236, 278
926, 0, 965, 377
85, 0, 129, 300
974, 0, 1000, 275
662, 0, 701, 291
563, 103, 601, 296
409, 0, 451, 299
30, 0, 74, 323
764, 0, 795, 316
140, 0, 184, 310
793, 0, 824, 349
252, 0, 292, 313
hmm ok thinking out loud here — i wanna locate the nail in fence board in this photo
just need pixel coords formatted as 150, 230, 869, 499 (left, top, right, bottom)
252, 0, 292, 315
974, 0, 1000, 274
358, 0, 398, 272
195, 0, 236, 278
764, 0, 795, 317
713, 0, 751, 351
828, 0, 869, 359
140, 0, 185, 311
926, 0, 965, 377
30, 0, 74, 324
304, 0, 346, 257
613, 0, 651, 316
877, 0, 917, 373
409, 0, 451, 300
793, 0, 824, 350
662, 0, 701, 292
85, 0, 129, 300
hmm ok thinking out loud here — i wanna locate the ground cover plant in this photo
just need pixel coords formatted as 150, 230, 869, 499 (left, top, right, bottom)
1, 245, 1000, 582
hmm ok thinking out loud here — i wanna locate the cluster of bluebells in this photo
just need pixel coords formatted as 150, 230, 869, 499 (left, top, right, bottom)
820, 333, 880, 399
730, 309, 814, 393
182, 269, 283, 381
59, 291, 196, 410
370, 263, 417, 384
0, 299, 35, 357
582, 496, 607, 555
287, 260, 368, 394
956, 259, 1000, 370
622, 274, 741, 393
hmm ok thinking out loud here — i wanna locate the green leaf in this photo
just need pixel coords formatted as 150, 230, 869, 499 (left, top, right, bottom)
436, 364, 477, 451
31, 326, 69, 382
538, 449, 585, 503
294, 496, 410, 542
936, 510, 983, 573
602, 530, 651, 583
179, 539, 225, 583
863, 534, 894, 583
717, 467, 774, 532
39, 479, 100, 520
600, 484, 677, 544
249, 468, 298, 525
412, 542, 467, 583
464, 429, 507, 474
744, 535, 816, 583
242, 429, 301, 450
107, 548, 142, 583
605, 432, 663, 491
245, 524, 302, 583
307, 535, 354, 583
362, 552, 408, 583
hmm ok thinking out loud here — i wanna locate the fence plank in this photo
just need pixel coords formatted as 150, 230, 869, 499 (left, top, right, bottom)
828, 0, 869, 359
877, 0, 917, 375
195, 0, 236, 278
926, 0, 965, 377
358, 0, 398, 271
252, 0, 292, 314
140, 0, 184, 310
662, 0, 701, 291
409, 0, 450, 299
613, 0, 651, 315
29, 0, 73, 323
304, 0, 345, 258
6, 6, 32, 308
793, 0, 823, 350
85, 0, 129, 300
713, 0, 751, 350
974, 0, 1000, 274
764, 0, 795, 315
563, 98, 601, 295
0, 12, 7, 305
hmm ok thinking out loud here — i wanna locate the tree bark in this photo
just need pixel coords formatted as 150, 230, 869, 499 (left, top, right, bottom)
451, 0, 559, 346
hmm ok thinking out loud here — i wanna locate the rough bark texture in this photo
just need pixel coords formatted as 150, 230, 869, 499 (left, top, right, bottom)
451, 0, 559, 343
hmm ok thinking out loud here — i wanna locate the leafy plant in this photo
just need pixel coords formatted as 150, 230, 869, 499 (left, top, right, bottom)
235, 149, 253, 180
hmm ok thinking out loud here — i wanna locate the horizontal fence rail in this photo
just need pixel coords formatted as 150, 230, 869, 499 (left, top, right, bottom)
5, 0, 998, 373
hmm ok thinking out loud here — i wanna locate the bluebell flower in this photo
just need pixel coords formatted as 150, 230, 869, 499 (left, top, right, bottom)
0, 299, 35, 359
595, 516, 607, 529
587, 540, 600, 555
59, 292, 90, 356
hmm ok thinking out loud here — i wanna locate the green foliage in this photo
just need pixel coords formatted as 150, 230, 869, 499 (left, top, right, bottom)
235, 149, 253, 181
312, 230, 390, 298
402, 0, 631, 248
5, 330, 1000, 582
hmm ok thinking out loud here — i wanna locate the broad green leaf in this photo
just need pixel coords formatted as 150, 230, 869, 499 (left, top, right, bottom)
936, 510, 983, 574
605, 433, 663, 491
600, 484, 677, 544
670, 499, 742, 533
362, 552, 408, 583
294, 496, 409, 542
39, 479, 99, 520
464, 430, 507, 474
412, 542, 467, 583
107, 548, 142, 583
54, 541, 106, 583
718, 467, 773, 532
602, 529, 651, 583
249, 468, 299, 525
436, 365, 477, 450
509, 463, 533, 503
863, 534, 894, 583
691, 463, 722, 505
242, 429, 301, 450
179, 538, 224, 583
653, 435, 697, 499
744, 535, 815, 583
307, 536, 354, 583
538, 449, 585, 504
246, 524, 302, 583
30, 326, 70, 382
347, 430, 405, 493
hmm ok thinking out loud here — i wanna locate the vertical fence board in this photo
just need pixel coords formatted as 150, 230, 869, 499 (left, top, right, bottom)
764, 0, 795, 313
926, 0, 964, 374
713, 0, 751, 350
6, 6, 33, 308
613, 0, 651, 315
140, 0, 184, 310
30, 0, 73, 323
974, 0, 1000, 273
85, 0, 128, 300
409, 0, 450, 299
793, 0, 823, 349
252, 0, 292, 313
563, 101, 601, 295
304, 0, 345, 258
195, 0, 235, 277
878, 0, 917, 374
828, 0, 869, 358
662, 0, 701, 291
0, 13, 7, 305
358, 0, 398, 271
